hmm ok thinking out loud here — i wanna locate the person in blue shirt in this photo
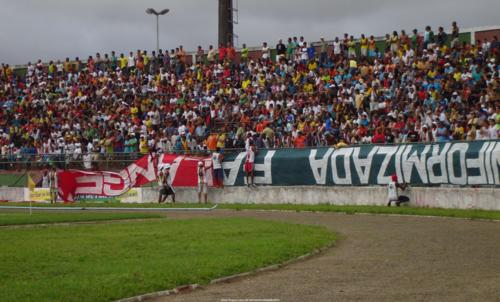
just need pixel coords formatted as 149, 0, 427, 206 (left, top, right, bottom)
435, 121, 449, 142
424, 97, 436, 112
307, 44, 316, 61
325, 116, 332, 132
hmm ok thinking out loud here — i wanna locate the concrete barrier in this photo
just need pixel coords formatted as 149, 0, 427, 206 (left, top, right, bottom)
1, 186, 499, 211
141, 186, 500, 211
0, 187, 26, 202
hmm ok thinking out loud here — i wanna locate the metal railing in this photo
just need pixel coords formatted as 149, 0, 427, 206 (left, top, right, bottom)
1, 139, 499, 172
0, 151, 210, 172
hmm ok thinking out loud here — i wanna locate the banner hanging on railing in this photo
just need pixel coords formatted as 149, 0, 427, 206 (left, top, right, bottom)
221, 141, 500, 187
57, 154, 211, 202
57, 141, 499, 202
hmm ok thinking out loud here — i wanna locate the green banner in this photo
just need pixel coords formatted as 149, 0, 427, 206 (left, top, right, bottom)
222, 141, 500, 186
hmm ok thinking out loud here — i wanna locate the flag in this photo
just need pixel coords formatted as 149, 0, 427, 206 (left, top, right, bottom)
57, 154, 212, 202
27, 174, 36, 191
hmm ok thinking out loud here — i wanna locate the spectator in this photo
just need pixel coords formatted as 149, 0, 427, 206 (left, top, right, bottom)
319, 37, 328, 64
451, 21, 460, 49
211, 148, 224, 188
0, 24, 497, 172
261, 42, 270, 61
276, 39, 286, 60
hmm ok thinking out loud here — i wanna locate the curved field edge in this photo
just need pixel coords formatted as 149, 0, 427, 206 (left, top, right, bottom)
220, 204, 500, 220
0, 217, 335, 302
0, 212, 163, 226
4, 202, 500, 221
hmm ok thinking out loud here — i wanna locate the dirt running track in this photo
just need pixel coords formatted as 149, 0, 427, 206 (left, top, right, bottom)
148, 210, 500, 302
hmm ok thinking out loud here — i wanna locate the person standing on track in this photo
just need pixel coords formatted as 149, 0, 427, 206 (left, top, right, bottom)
158, 164, 175, 204
41, 169, 49, 188
387, 174, 409, 207
49, 166, 57, 203
197, 161, 210, 204
244, 141, 256, 187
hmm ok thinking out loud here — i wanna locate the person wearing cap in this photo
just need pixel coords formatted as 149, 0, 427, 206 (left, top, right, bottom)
197, 161, 210, 204
158, 164, 175, 204
387, 174, 409, 207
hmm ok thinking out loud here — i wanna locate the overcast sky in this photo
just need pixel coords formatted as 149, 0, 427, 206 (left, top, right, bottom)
1, 0, 499, 65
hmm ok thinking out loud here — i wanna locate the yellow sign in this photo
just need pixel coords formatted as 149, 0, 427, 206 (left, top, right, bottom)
30, 188, 52, 202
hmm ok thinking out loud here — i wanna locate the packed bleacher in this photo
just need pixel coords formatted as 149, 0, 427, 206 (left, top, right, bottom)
0, 22, 499, 167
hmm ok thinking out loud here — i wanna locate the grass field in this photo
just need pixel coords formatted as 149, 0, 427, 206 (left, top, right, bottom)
0, 212, 163, 226
4, 202, 500, 220
0, 217, 335, 302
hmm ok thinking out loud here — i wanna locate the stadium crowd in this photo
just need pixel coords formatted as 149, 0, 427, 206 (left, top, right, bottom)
0, 22, 499, 166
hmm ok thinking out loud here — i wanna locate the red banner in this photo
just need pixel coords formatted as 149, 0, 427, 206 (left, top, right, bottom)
57, 154, 212, 202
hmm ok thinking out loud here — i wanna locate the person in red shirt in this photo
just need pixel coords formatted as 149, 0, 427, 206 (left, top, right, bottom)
218, 43, 226, 63
357, 124, 368, 138
372, 128, 386, 144
393, 116, 406, 131
294, 131, 307, 148
226, 42, 236, 63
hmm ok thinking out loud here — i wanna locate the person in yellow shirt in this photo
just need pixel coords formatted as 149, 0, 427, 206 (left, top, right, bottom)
217, 132, 226, 149
297, 118, 306, 132
360, 34, 368, 57
144, 116, 153, 129
143, 51, 149, 67
349, 59, 358, 69
241, 77, 251, 90
130, 105, 139, 118
241, 44, 249, 63
119, 54, 128, 70
427, 69, 437, 79
48, 61, 56, 75
347, 36, 356, 58
139, 135, 149, 154
303, 81, 314, 93
335, 138, 348, 148
257, 74, 266, 88
180, 135, 189, 154
307, 60, 317, 71
390, 31, 399, 54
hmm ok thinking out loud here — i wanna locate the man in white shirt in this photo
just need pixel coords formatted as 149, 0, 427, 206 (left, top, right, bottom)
211, 148, 224, 188
127, 51, 135, 72
244, 141, 256, 187
197, 161, 210, 204
41, 170, 49, 188
387, 174, 409, 207
83, 152, 92, 170
333, 37, 341, 56
488, 118, 498, 139
262, 42, 270, 60
300, 43, 309, 63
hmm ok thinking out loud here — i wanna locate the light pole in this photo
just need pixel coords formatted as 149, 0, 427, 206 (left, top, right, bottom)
146, 8, 169, 54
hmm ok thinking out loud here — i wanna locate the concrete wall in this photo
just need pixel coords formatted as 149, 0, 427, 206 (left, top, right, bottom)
140, 186, 500, 211
0, 187, 26, 202
2, 186, 499, 211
